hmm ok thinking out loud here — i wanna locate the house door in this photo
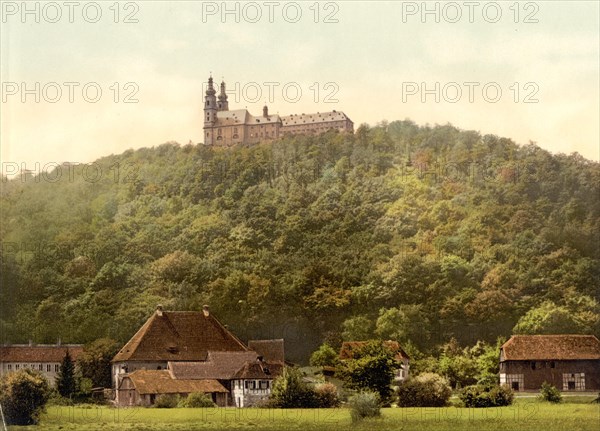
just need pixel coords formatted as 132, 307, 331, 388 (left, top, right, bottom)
511, 381, 519, 391
563, 373, 585, 391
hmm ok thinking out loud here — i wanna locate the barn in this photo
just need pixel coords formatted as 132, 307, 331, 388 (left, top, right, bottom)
499, 335, 600, 391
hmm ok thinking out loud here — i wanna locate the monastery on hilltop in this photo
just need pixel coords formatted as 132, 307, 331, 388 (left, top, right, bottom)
203, 76, 354, 146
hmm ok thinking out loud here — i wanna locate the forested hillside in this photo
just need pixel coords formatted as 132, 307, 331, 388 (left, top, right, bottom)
1, 121, 599, 362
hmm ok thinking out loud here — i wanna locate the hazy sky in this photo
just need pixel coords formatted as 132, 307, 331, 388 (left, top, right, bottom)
1, 1, 599, 172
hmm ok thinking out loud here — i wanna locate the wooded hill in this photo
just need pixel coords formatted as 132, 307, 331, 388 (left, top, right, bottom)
1, 120, 598, 362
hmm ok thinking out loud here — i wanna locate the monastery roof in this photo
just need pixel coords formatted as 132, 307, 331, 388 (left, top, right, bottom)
247, 339, 285, 364
112, 308, 248, 363
215, 109, 250, 125
215, 109, 281, 125
501, 335, 600, 361
280, 111, 351, 126
121, 370, 228, 394
0, 345, 84, 363
339, 341, 410, 361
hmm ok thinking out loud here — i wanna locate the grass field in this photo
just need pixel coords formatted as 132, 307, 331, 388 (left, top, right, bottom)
10, 397, 599, 431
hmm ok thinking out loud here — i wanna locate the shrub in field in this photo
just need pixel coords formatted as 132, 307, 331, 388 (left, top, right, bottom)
348, 391, 381, 422
153, 394, 179, 408
314, 382, 340, 408
269, 367, 318, 408
178, 392, 216, 408
460, 384, 514, 407
488, 384, 514, 406
0, 369, 51, 425
397, 373, 452, 407
539, 382, 562, 403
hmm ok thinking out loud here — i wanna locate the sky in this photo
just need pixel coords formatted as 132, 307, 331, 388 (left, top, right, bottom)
1, 0, 599, 174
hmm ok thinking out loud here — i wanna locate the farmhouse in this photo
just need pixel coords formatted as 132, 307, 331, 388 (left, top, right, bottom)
339, 340, 410, 382
113, 305, 285, 407
0, 343, 83, 386
499, 335, 600, 391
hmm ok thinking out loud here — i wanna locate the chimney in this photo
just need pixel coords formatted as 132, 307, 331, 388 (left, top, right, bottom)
57, 337, 61, 346
28, 339, 33, 347
156, 304, 163, 316
202, 305, 210, 317
263, 105, 268, 117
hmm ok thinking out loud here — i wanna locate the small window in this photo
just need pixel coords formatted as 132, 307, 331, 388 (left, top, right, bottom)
16, 364, 20, 370
55, 364, 60, 372
7, 364, 12, 371
550, 362, 555, 368
39, 364, 43, 371
47, 364, 51, 372
531, 362, 536, 370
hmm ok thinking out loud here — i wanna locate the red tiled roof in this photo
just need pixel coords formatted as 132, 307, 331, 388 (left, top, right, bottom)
169, 351, 260, 380
113, 309, 248, 362
339, 341, 410, 361
231, 361, 284, 380
501, 335, 600, 361
121, 370, 228, 394
248, 339, 285, 364
0, 345, 84, 363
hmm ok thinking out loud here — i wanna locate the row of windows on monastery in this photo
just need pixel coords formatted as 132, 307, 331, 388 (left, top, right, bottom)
2, 363, 60, 372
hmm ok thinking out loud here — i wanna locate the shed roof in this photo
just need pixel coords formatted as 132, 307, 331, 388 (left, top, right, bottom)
121, 370, 228, 394
501, 335, 600, 361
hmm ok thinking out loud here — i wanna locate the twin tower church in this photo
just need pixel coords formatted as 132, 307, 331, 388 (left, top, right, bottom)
203, 76, 354, 146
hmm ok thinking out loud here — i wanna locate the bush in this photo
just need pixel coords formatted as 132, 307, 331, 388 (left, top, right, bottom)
0, 369, 51, 425
539, 382, 562, 403
310, 343, 340, 368
348, 391, 381, 422
488, 385, 514, 406
269, 367, 318, 408
314, 383, 340, 408
179, 392, 216, 408
397, 373, 452, 407
153, 394, 179, 408
460, 384, 514, 408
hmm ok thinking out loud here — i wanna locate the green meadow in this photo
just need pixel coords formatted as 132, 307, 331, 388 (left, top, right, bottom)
11, 397, 599, 431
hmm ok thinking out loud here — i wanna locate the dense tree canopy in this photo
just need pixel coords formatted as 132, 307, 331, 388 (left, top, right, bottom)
1, 121, 598, 362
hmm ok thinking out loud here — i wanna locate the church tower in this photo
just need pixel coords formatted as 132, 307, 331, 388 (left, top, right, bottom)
204, 75, 217, 127
217, 80, 229, 111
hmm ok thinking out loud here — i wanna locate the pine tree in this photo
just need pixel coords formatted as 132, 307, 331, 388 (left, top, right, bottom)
56, 350, 77, 398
